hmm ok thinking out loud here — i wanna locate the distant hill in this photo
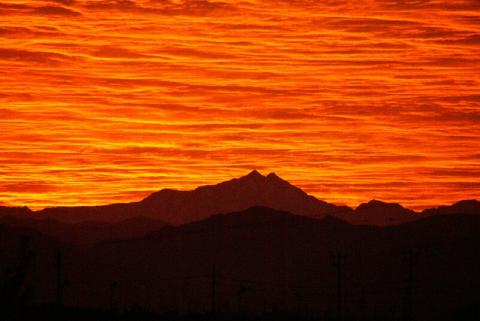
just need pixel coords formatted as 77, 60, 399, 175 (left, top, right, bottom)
72, 207, 480, 319
0, 215, 168, 246
0, 205, 32, 218
338, 199, 419, 226
3, 206, 477, 320
422, 199, 480, 216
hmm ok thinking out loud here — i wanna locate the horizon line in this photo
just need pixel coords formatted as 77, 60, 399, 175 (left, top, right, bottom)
1, 170, 477, 213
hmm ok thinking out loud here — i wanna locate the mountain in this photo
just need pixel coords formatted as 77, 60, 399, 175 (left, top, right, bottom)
3, 171, 479, 226
75, 208, 480, 319
34, 170, 352, 225
0, 215, 168, 246
0, 205, 32, 218
5, 206, 477, 320
338, 199, 420, 226
422, 199, 480, 216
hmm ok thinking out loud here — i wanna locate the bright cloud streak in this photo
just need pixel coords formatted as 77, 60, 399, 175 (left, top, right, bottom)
0, 0, 479, 210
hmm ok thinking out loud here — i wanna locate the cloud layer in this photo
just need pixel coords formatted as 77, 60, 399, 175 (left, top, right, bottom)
1, 0, 479, 210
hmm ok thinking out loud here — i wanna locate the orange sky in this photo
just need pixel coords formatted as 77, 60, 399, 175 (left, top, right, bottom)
1, 0, 479, 210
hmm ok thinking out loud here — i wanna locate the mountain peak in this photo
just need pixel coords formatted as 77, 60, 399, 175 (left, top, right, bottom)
239, 170, 287, 183
366, 199, 386, 206
266, 172, 282, 181
357, 199, 405, 211
232, 171, 298, 191
245, 169, 264, 179
357, 199, 386, 210
265, 172, 295, 188
234, 170, 266, 185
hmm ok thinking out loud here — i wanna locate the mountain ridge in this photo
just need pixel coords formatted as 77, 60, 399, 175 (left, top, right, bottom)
1, 171, 479, 226
2, 205, 479, 319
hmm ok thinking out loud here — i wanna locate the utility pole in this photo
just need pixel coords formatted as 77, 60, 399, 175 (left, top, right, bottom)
332, 252, 347, 321
56, 251, 63, 307
211, 264, 217, 315
295, 291, 303, 315
237, 286, 252, 314
109, 281, 118, 312
403, 250, 417, 321
359, 286, 366, 321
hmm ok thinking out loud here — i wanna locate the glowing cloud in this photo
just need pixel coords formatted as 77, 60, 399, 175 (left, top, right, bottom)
0, 0, 479, 210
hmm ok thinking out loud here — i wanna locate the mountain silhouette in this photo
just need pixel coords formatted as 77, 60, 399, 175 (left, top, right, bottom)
2, 171, 479, 226
422, 199, 480, 216
0, 215, 168, 246
342, 199, 418, 226
3, 206, 478, 321
0, 206, 32, 218
34, 170, 351, 225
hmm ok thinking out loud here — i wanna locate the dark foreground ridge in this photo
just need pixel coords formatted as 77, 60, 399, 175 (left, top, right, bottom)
1, 206, 479, 321
1, 170, 479, 226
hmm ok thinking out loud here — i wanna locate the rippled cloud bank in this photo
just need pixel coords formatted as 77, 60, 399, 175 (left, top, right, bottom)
1, 0, 479, 209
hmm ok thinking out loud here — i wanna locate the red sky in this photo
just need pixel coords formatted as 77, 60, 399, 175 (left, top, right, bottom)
1, 0, 479, 210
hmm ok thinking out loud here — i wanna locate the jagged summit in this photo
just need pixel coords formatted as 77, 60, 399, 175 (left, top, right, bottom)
231, 169, 266, 184
229, 170, 286, 185
266, 172, 279, 178
266, 171, 288, 183
245, 169, 263, 178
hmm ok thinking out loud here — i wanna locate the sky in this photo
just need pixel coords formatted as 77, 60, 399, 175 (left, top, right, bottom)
1, 0, 479, 210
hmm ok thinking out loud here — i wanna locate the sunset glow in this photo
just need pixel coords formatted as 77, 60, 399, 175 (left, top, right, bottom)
1, 0, 479, 210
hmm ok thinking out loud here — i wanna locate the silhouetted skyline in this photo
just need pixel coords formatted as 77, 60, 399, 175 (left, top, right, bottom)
1, 171, 479, 226
2, 1, 479, 320
1, 205, 479, 321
